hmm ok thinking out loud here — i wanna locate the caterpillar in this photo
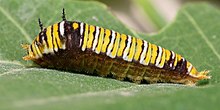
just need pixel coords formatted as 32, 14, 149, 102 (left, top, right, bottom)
22, 9, 210, 85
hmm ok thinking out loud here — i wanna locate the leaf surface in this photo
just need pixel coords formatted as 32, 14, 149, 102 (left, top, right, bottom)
0, 1, 219, 110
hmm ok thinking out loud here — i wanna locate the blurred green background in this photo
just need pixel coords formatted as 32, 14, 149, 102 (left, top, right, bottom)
96, 0, 220, 32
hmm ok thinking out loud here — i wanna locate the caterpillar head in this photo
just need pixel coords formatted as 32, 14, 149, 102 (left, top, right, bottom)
22, 9, 68, 61
22, 20, 67, 61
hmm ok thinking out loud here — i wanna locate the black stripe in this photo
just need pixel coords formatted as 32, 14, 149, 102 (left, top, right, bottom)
137, 39, 144, 61
143, 42, 150, 61
56, 22, 61, 49
124, 35, 132, 55
93, 26, 101, 49
106, 30, 112, 48
174, 58, 183, 73
30, 44, 34, 53
90, 25, 97, 49
79, 22, 85, 48
158, 47, 164, 65
110, 32, 120, 53
50, 25, 54, 52
43, 28, 49, 48
154, 46, 159, 65
164, 50, 173, 70
179, 58, 187, 74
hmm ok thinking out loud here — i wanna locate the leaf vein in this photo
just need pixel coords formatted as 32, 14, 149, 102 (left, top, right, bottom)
0, 5, 32, 43
12, 84, 185, 108
0, 68, 24, 76
0, 68, 46, 76
183, 10, 220, 61
0, 60, 24, 66
13, 85, 138, 108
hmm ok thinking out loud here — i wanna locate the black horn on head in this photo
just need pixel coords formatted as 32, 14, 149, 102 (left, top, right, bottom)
38, 18, 43, 31
62, 8, 66, 21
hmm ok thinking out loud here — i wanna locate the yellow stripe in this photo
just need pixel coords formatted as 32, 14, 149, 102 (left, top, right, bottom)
145, 43, 151, 64
53, 23, 62, 48
73, 22, 79, 30
111, 32, 120, 57
87, 25, 95, 49
46, 26, 53, 50
159, 48, 166, 67
28, 46, 34, 58
34, 43, 42, 57
82, 24, 89, 50
31, 44, 38, 57
127, 37, 136, 61
174, 53, 179, 67
186, 61, 191, 68
101, 29, 111, 53
190, 67, 197, 75
117, 34, 127, 57
150, 44, 158, 64
52, 24, 58, 51
134, 38, 143, 61
96, 27, 104, 53
36, 36, 40, 42
35, 36, 43, 52
177, 54, 182, 62
165, 49, 171, 61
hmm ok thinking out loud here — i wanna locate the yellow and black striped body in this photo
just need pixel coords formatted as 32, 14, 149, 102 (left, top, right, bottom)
23, 20, 210, 85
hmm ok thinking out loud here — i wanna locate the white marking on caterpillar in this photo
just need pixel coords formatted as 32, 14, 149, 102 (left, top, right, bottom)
155, 46, 162, 68
79, 22, 84, 47
109, 32, 120, 58
127, 37, 136, 62
123, 35, 131, 61
187, 64, 193, 74
107, 30, 116, 57
140, 40, 148, 65
59, 21, 65, 36
92, 26, 100, 51
170, 51, 175, 67
54, 47, 58, 52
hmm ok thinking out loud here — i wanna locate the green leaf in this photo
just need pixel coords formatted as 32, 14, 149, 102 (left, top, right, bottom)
0, 0, 219, 110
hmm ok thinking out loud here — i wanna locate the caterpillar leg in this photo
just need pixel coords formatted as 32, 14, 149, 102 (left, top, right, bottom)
95, 55, 113, 77
127, 65, 145, 84
110, 64, 127, 81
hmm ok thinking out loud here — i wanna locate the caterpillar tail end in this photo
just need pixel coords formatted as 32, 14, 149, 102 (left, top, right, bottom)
22, 55, 33, 61
197, 70, 211, 80
21, 44, 35, 61
21, 44, 29, 50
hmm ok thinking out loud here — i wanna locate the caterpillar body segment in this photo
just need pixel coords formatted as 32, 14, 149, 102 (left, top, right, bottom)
22, 19, 210, 86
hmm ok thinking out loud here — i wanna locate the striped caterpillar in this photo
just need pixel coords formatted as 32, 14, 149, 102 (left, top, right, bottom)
22, 9, 210, 85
